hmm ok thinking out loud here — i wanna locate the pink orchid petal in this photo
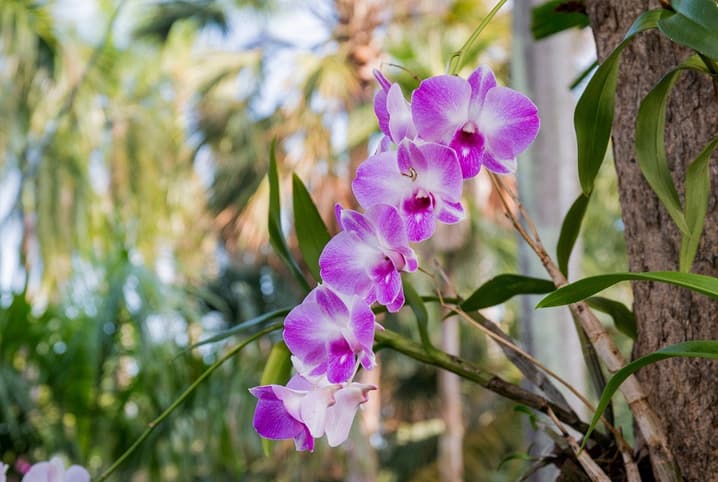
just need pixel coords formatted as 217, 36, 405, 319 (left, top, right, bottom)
299, 386, 336, 437
479, 149, 515, 174
374, 89, 390, 137
386, 84, 416, 142
352, 151, 409, 209
325, 384, 376, 447
327, 338, 356, 383
63, 467, 90, 482
449, 125, 484, 178
467, 65, 497, 119
411, 75, 471, 143
479, 86, 539, 161
437, 200, 466, 224
319, 232, 377, 298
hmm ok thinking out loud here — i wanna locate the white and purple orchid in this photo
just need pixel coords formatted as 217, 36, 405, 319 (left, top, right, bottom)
411, 66, 540, 178
250, 64, 539, 453
20, 458, 90, 482
319, 204, 417, 312
352, 140, 465, 242
250, 374, 376, 451
283, 285, 376, 384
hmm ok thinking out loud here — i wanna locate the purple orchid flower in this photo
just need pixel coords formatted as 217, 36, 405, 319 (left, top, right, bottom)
352, 140, 464, 242
411, 65, 540, 178
319, 204, 418, 312
249, 374, 376, 451
373, 70, 417, 145
283, 285, 376, 384
21, 458, 90, 482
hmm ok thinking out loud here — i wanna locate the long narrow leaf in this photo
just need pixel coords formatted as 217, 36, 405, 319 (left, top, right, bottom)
585, 297, 636, 340
556, 193, 590, 276
403, 279, 434, 353
292, 173, 331, 283
658, 5, 718, 60
188, 308, 290, 350
574, 9, 666, 194
581, 340, 718, 447
679, 137, 718, 272
672, 0, 718, 30
634, 55, 708, 235
267, 141, 310, 292
461, 274, 555, 311
537, 271, 718, 308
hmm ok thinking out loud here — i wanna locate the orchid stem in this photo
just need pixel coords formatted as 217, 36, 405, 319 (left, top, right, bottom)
97, 323, 283, 481
448, 0, 509, 75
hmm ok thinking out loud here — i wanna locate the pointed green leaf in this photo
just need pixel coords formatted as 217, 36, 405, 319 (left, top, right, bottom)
575, 9, 666, 194
680, 137, 718, 272
658, 5, 718, 60
188, 309, 290, 350
292, 174, 331, 283
402, 279, 433, 353
267, 141, 311, 292
585, 297, 636, 340
582, 340, 718, 448
537, 271, 718, 308
635, 55, 709, 236
557, 193, 590, 276
531, 1, 589, 40
461, 274, 556, 311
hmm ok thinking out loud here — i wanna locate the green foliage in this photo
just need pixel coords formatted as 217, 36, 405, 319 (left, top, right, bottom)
657, 0, 718, 60
585, 297, 636, 340
531, 0, 589, 40
292, 174, 331, 283
402, 279, 433, 353
461, 274, 555, 311
537, 271, 718, 308
574, 9, 666, 195
582, 340, 718, 447
556, 193, 590, 277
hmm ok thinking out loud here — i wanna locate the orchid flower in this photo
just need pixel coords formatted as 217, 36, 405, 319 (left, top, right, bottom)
249, 374, 376, 451
283, 285, 376, 384
411, 65, 540, 178
352, 140, 464, 242
1, 462, 7, 482
373, 70, 417, 146
21, 458, 89, 482
319, 204, 418, 312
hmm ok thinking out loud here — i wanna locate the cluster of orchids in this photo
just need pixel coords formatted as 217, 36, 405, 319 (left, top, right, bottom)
249, 65, 540, 452
1, 458, 89, 482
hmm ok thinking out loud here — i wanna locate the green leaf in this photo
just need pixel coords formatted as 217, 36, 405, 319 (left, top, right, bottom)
556, 193, 590, 276
635, 55, 709, 236
292, 174, 331, 283
582, 340, 718, 448
402, 279, 433, 353
188, 309, 290, 350
680, 137, 718, 272
461, 274, 556, 311
574, 9, 666, 194
585, 297, 637, 340
537, 271, 718, 308
658, 6, 718, 60
531, 1, 589, 40
267, 140, 311, 292
569, 60, 598, 91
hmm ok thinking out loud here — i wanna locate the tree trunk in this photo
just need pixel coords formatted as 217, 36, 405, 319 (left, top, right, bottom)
585, 2, 718, 480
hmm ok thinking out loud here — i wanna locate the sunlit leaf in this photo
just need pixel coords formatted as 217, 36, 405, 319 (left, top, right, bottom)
461, 274, 555, 311
537, 271, 718, 307
292, 174, 331, 283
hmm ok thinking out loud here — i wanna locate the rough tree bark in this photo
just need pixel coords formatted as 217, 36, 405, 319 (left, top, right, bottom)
585, 1, 718, 480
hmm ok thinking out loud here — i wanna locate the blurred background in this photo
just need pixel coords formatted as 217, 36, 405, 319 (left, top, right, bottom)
0, 1, 631, 480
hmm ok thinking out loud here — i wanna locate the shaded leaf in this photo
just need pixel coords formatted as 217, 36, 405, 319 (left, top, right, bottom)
635, 55, 708, 235
403, 279, 433, 353
585, 297, 637, 340
537, 271, 718, 308
574, 9, 666, 194
461, 275, 555, 311
531, 0, 589, 40
292, 174, 331, 283
680, 137, 718, 272
557, 193, 590, 277
658, 3, 718, 60
582, 340, 718, 447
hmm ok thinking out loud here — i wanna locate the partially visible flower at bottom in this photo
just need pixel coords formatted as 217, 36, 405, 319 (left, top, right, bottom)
21, 457, 90, 482
249, 374, 376, 451
1, 462, 8, 482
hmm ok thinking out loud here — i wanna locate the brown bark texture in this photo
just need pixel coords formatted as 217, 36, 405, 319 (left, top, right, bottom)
585, 1, 718, 480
